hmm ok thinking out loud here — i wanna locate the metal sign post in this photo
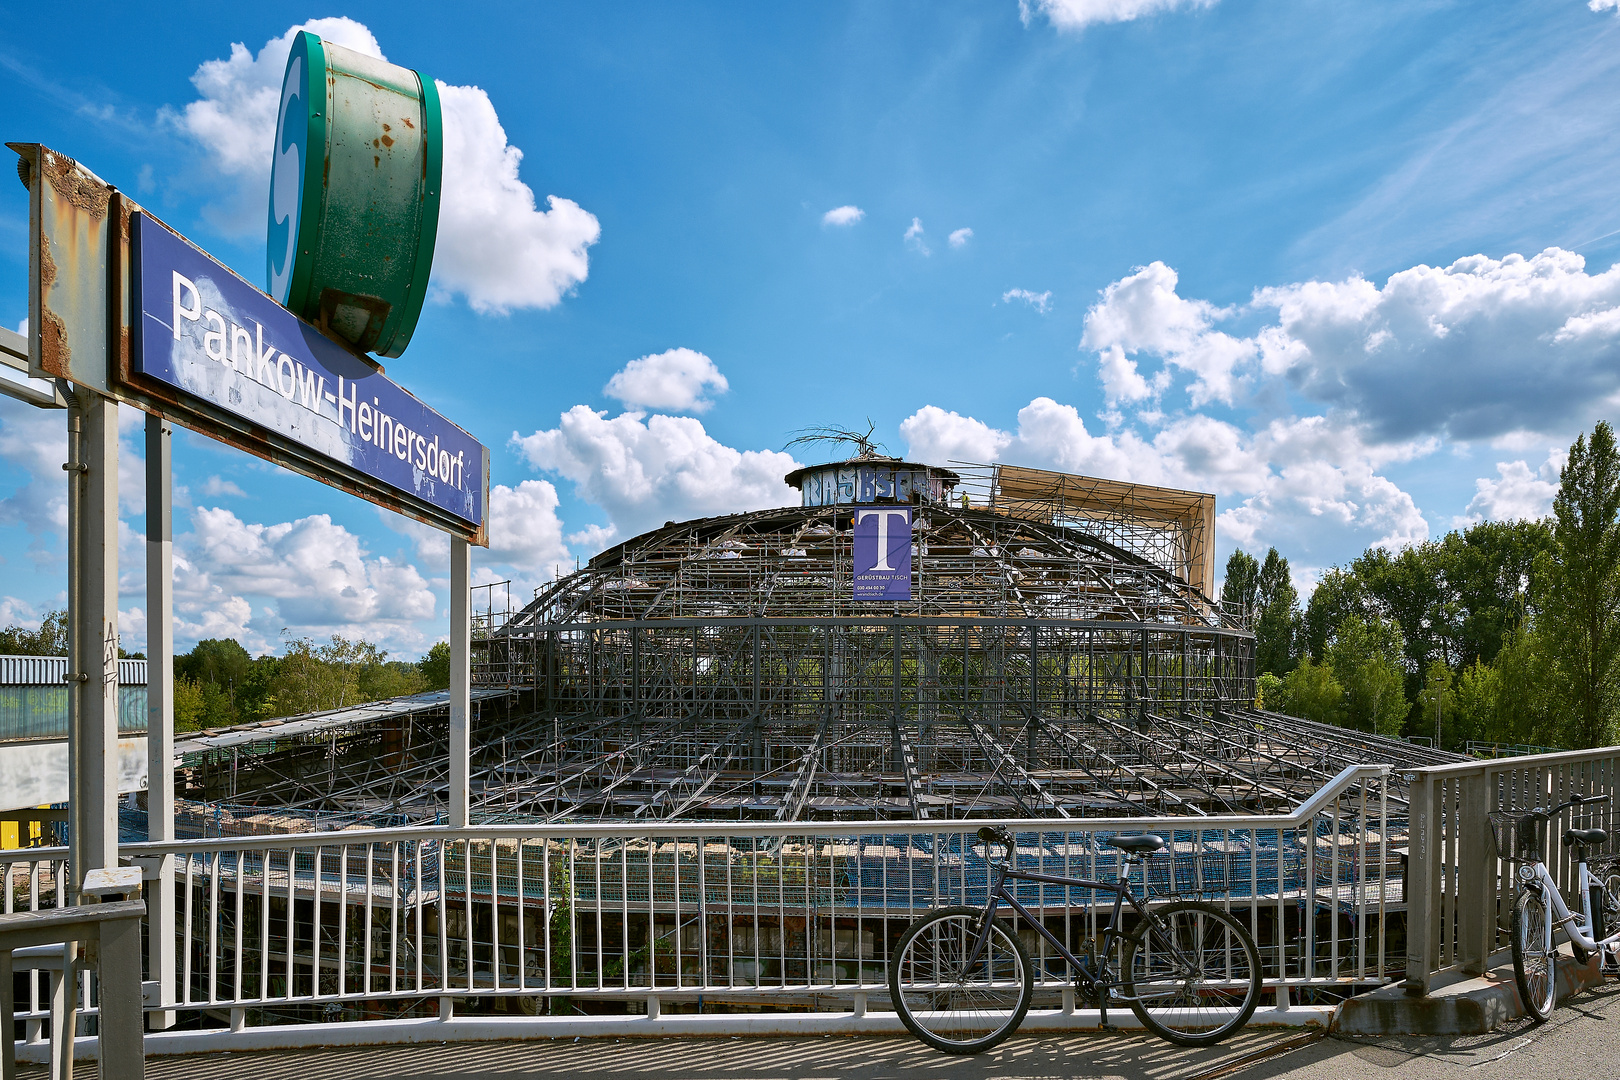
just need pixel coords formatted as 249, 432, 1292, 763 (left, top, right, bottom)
144, 414, 176, 1029
12, 101, 483, 1066
65, 388, 119, 885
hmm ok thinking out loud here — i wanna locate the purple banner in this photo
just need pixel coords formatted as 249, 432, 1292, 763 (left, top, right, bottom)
852, 507, 912, 601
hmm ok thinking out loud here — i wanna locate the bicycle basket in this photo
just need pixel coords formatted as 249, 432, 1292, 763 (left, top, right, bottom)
1143, 850, 1230, 897
1488, 809, 1544, 862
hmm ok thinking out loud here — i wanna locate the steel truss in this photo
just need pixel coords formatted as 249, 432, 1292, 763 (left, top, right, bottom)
179, 501, 1466, 826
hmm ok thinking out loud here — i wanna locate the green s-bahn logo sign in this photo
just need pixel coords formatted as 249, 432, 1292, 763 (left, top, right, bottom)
269, 31, 442, 359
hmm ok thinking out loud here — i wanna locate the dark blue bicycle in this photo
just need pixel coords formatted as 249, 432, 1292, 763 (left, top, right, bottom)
889, 825, 1263, 1054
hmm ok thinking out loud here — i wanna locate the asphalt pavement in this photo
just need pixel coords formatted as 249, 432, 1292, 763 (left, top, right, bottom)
22, 983, 1620, 1080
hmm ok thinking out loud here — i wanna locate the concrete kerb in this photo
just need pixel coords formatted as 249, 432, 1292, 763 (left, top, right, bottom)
1333, 947, 1604, 1036
12, 1001, 1335, 1061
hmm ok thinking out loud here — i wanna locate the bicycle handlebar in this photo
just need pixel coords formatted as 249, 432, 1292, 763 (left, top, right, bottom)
1525, 793, 1612, 818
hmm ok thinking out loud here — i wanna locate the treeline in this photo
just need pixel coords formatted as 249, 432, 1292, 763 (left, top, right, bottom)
171, 636, 451, 732
0, 616, 449, 733
1223, 421, 1620, 752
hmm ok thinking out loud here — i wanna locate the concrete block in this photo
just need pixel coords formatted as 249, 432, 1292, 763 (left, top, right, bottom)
1334, 948, 1605, 1036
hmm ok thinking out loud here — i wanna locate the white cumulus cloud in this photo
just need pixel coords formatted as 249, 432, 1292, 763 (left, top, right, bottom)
604, 348, 729, 413
822, 205, 865, 227
431, 81, 600, 314
485, 479, 573, 593
1078, 251, 1620, 442
904, 218, 931, 256
170, 19, 599, 315
1081, 261, 1251, 407
902, 399, 1432, 557
200, 475, 246, 498
1019, 0, 1218, 32
179, 506, 435, 653
1457, 451, 1563, 525
949, 227, 974, 249
511, 407, 800, 541
1002, 289, 1052, 314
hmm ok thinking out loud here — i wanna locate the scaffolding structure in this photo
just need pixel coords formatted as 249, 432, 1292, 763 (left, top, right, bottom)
953, 463, 1219, 600
178, 459, 1464, 825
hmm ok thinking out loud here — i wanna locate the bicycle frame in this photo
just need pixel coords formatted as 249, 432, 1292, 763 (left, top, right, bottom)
1525, 854, 1620, 956
967, 857, 1159, 1004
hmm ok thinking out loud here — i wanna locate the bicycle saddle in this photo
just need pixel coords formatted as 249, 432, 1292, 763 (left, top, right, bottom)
1103, 833, 1165, 854
1563, 827, 1609, 848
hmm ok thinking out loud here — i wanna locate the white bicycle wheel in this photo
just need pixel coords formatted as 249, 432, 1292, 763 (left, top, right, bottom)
1512, 885, 1556, 1022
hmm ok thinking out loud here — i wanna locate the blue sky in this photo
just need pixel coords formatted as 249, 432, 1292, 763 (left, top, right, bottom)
3, 0, 1620, 659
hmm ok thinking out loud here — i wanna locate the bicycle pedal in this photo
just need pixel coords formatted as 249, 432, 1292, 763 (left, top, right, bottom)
1098, 1022, 1119, 1032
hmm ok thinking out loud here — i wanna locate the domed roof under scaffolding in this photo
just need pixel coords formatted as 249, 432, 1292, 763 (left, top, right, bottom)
175, 456, 1465, 826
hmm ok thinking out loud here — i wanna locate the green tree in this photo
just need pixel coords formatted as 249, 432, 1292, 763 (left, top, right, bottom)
360, 660, 427, 701
1446, 520, 1553, 668
1302, 568, 1376, 662
172, 676, 208, 732
1415, 658, 1456, 749
1326, 615, 1409, 736
1220, 549, 1261, 623
1542, 421, 1620, 748
1492, 623, 1558, 747
1450, 658, 1498, 749
419, 641, 451, 690
175, 637, 254, 727
0, 609, 68, 656
1271, 656, 1346, 726
1255, 672, 1283, 711
1254, 548, 1301, 675
263, 634, 409, 717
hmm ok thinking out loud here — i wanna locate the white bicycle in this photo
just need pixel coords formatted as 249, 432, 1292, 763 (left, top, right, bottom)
1491, 792, 1620, 1022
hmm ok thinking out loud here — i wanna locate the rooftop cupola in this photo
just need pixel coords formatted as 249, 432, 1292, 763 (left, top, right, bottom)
783, 457, 960, 508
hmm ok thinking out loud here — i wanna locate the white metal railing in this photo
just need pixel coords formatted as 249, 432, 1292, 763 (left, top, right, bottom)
2, 765, 1395, 1042
1403, 745, 1620, 993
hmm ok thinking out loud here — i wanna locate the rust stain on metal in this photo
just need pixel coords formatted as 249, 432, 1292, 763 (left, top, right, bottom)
38, 224, 57, 290
36, 231, 67, 375
42, 150, 106, 219
40, 310, 69, 374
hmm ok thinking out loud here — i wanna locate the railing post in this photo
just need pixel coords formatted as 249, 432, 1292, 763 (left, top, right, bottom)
1456, 770, 1492, 976
1404, 772, 1437, 995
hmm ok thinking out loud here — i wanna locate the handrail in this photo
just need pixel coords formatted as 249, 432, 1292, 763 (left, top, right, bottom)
0, 899, 145, 935
0, 763, 1399, 1051
1402, 744, 1620, 995
0, 900, 147, 1080
1405, 743, 1620, 778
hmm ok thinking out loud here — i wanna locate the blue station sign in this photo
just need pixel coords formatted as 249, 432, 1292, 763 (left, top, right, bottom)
131, 212, 484, 529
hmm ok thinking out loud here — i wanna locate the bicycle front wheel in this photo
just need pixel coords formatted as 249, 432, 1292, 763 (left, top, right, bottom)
1512, 884, 1556, 1021
889, 906, 1033, 1055
1122, 900, 1262, 1046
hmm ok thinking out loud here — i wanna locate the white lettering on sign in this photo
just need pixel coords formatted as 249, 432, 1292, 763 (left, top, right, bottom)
855, 507, 911, 571
166, 269, 468, 493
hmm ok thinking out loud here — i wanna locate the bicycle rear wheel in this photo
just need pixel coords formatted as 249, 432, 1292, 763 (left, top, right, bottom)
1512, 885, 1556, 1021
889, 906, 1033, 1055
1122, 900, 1262, 1046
